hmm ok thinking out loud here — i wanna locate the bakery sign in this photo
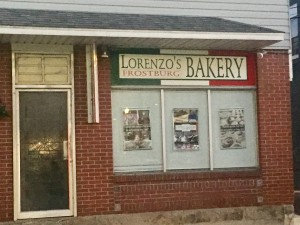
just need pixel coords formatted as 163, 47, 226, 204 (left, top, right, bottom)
119, 54, 247, 80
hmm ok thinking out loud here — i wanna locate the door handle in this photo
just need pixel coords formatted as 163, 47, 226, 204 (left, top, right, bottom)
63, 140, 68, 160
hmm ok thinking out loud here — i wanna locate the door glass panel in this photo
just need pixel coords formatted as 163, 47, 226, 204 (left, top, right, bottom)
20, 92, 69, 211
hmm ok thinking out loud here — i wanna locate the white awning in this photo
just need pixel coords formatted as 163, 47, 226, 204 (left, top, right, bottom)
0, 26, 284, 50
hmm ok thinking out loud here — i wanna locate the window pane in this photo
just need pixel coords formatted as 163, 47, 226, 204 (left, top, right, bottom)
211, 90, 258, 168
17, 55, 43, 84
164, 90, 209, 170
20, 92, 69, 211
112, 90, 163, 172
16, 54, 71, 85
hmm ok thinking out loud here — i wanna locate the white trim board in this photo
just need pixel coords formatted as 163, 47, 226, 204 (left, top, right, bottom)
12, 43, 73, 53
0, 26, 285, 41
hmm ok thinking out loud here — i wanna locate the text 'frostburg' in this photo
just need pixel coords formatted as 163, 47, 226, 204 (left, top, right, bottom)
119, 54, 247, 80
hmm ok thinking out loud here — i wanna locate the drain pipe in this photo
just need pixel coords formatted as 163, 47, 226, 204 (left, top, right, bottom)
86, 43, 100, 123
289, 49, 294, 82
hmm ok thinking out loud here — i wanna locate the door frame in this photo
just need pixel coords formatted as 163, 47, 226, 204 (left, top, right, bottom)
14, 89, 75, 219
12, 45, 77, 220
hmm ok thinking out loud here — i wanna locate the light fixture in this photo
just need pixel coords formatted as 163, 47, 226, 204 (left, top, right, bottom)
124, 107, 130, 114
257, 50, 267, 59
101, 50, 109, 58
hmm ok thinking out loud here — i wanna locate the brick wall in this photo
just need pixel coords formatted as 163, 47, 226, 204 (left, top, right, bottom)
74, 46, 115, 216
114, 171, 261, 213
0, 44, 13, 221
257, 50, 294, 204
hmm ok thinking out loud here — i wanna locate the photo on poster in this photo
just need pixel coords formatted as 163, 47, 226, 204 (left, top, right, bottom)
123, 108, 152, 151
173, 108, 199, 151
219, 108, 246, 150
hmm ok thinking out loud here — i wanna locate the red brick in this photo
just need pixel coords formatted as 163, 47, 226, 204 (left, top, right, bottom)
0, 44, 13, 221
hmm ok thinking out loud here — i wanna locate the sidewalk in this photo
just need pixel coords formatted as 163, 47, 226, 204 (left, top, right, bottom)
292, 215, 300, 225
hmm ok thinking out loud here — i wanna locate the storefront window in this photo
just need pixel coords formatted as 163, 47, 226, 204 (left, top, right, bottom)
112, 89, 258, 172
211, 90, 258, 169
164, 90, 210, 170
112, 90, 163, 172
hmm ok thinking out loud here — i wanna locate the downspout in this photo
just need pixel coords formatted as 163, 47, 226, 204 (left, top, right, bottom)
86, 43, 100, 123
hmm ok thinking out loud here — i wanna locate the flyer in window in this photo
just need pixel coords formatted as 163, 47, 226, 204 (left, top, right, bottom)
123, 108, 152, 151
173, 108, 199, 151
219, 108, 246, 150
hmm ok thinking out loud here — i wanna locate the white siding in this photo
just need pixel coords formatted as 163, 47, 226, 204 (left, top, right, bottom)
0, 0, 290, 49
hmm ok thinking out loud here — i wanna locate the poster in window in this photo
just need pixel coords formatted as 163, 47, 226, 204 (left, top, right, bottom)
219, 108, 246, 150
173, 109, 199, 151
123, 108, 152, 151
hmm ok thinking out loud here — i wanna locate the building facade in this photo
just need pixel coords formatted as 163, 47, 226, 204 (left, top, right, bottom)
0, 0, 294, 222
291, 0, 300, 214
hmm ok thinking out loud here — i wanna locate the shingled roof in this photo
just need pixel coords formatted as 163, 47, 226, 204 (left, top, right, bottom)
0, 8, 285, 50
0, 8, 281, 33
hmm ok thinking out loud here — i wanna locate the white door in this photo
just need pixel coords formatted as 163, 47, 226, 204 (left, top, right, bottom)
16, 90, 74, 219
13, 49, 75, 219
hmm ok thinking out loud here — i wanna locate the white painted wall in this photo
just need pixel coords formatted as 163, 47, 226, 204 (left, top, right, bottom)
0, 0, 290, 49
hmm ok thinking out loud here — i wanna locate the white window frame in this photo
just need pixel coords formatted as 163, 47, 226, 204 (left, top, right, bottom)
112, 85, 258, 173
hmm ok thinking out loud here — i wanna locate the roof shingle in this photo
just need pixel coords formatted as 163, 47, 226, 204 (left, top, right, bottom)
0, 8, 282, 33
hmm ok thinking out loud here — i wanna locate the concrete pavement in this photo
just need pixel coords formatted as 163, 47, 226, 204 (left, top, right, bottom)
292, 215, 300, 225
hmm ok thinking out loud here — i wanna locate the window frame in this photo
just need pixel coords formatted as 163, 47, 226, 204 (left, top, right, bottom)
112, 85, 258, 173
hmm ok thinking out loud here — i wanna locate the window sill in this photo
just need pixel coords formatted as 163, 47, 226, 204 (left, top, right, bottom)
114, 168, 261, 184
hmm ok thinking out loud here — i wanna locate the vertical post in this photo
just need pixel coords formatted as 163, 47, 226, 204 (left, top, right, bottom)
161, 89, 167, 172
86, 44, 99, 123
289, 49, 293, 81
208, 90, 214, 171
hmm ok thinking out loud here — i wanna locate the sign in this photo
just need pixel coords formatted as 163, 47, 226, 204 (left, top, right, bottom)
123, 108, 152, 151
173, 109, 199, 151
219, 108, 246, 150
119, 54, 247, 80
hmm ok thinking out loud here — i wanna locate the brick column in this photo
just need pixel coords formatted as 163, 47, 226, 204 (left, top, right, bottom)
257, 50, 294, 204
74, 46, 114, 216
0, 44, 13, 221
